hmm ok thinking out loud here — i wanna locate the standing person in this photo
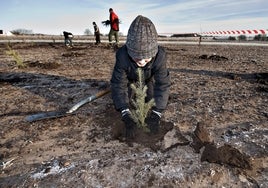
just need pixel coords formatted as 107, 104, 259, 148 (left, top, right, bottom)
108, 8, 119, 47
93, 22, 101, 45
63, 31, 73, 47
198, 35, 202, 46
110, 15, 171, 139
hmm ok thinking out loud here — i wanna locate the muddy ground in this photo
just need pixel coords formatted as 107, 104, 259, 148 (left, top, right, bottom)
0, 40, 267, 187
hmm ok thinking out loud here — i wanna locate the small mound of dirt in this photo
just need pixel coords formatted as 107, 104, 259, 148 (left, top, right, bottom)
201, 143, 252, 170
190, 122, 252, 170
190, 121, 212, 153
25, 60, 61, 69
100, 108, 174, 151
256, 85, 268, 92
61, 52, 85, 57
128, 121, 174, 151
199, 54, 228, 61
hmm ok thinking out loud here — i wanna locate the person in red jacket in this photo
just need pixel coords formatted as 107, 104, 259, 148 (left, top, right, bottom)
108, 8, 119, 47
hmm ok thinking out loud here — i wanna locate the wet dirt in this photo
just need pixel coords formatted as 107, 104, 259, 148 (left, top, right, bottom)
0, 41, 267, 187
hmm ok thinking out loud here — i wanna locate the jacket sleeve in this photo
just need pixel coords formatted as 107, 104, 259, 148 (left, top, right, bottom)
110, 52, 129, 111
152, 47, 171, 111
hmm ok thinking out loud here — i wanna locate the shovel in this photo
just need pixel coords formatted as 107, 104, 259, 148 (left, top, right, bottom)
25, 88, 111, 122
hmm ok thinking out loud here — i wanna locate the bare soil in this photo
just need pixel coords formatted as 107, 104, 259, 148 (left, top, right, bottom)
0, 41, 267, 188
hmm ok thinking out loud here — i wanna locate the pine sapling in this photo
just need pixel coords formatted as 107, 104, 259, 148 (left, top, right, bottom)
130, 68, 155, 132
6, 44, 25, 68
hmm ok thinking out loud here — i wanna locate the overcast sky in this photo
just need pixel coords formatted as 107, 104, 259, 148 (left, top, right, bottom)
2, 0, 267, 35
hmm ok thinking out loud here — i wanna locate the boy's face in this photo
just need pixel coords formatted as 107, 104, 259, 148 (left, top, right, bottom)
133, 57, 152, 67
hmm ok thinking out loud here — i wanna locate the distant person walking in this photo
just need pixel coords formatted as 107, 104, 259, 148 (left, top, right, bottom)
198, 36, 202, 46
63, 31, 73, 47
108, 8, 119, 47
93, 22, 101, 45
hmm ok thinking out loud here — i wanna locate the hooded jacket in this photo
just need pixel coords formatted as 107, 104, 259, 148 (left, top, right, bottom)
110, 45, 170, 112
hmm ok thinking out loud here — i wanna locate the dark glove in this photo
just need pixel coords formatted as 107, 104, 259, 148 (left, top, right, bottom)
146, 110, 161, 134
121, 109, 136, 139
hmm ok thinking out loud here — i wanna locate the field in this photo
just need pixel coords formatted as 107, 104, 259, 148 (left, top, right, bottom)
0, 38, 267, 187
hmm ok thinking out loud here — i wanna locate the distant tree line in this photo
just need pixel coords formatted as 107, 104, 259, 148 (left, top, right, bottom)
11, 29, 34, 35
8, 28, 126, 36
9, 28, 267, 40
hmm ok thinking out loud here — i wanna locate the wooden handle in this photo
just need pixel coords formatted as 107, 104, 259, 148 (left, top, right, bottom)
95, 88, 111, 98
